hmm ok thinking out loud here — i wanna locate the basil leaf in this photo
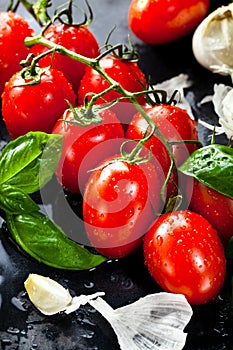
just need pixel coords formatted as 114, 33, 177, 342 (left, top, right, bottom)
0, 184, 39, 214
0, 132, 63, 193
6, 211, 107, 270
179, 144, 233, 199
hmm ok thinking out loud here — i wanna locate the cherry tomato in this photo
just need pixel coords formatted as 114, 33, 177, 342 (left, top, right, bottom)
30, 22, 99, 92
128, 0, 210, 45
143, 210, 226, 305
52, 107, 124, 194
126, 104, 198, 167
187, 177, 233, 246
83, 156, 163, 258
126, 104, 198, 200
0, 11, 34, 95
2, 68, 76, 139
78, 55, 147, 125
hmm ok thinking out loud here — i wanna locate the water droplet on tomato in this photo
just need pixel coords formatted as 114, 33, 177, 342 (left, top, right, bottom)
156, 235, 163, 246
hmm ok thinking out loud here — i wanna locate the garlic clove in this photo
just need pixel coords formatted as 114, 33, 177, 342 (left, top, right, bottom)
24, 273, 105, 316
24, 273, 73, 315
89, 292, 193, 350
192, 4, 233, 76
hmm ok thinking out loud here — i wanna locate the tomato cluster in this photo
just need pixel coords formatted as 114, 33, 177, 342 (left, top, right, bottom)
0, 2, 231, 307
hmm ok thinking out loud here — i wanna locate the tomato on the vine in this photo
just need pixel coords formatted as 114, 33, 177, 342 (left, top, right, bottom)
128, 0, 210, 45
52, 107, 124, 194
83, 155, 163, 258
0, 11, 34, 95
143, 210, 226, 305
126, 104, 198, 200
30, 22, 99, 92
78, 55, 147, 125
126, 104, 198, 167
2, 68, 76, 139
187, 177, 233, 246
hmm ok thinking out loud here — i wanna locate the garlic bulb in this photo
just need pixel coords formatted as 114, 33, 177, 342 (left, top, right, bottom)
192, 3, 233, 78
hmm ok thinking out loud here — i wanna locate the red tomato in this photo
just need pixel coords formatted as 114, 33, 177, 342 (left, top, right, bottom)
52, 107, 124, 194
126, 104, 198, 200
126, 104, 198, 167
30, 23, 99, 91
2, 68, 76, 139
0, 11, 34, 95
187, 177, 233, 246
78, 55, 147, 125
83, 156, 163, 258
128, 0, 210, 44
143, 210, 226, 305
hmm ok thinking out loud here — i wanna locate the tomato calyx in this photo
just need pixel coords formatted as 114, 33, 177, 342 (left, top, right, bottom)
64, 101, 112, 127
145, 85, 181, 106
51, 0, 94, 27
102, 30, 140, 63
17, 53, 52, 86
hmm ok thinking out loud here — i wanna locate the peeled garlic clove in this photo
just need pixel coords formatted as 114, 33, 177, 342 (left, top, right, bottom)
192, 4, 233, 76
24, 273, 72, 315
89, 292, 193, 350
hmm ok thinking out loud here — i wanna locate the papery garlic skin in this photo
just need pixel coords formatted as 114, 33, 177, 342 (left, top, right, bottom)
192, 4, 233, 76
199, 83, 233, 140
89, 293, 193, 350
213, 84, 233, 139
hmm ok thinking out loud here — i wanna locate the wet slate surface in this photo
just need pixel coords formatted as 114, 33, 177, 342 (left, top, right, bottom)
1, 0, 233, 349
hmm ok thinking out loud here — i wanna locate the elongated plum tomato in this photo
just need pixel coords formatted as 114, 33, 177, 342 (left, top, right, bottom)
143, 210, 226, 305
52, 107, 124, 194
0, 11, 34, 95
187, 177, 233, 246
78, 55, 147, 125
30, 23, 99, 92
128, 0, 210, 44
83, 156, 163, 258
2, 68, 76, 139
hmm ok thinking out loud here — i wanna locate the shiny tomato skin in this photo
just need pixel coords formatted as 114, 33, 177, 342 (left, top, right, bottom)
52, 108, 124, 194
78, 56, 147, 125
128, 0, 210, 44
0, 11, 34, 95
30, 23, 99, 91
143, 210, 226, 305
2, 68, 76, 139
127, 104, 198, 167
83, 157, 162, 258
187, 178, 233, 246
126, 104, 198, 200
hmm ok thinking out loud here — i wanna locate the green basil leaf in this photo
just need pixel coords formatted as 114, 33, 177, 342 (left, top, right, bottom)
6, 211, 107, 270
0, 184, 39, 214
179, 144, 233, 199
0, 132, 63, 193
